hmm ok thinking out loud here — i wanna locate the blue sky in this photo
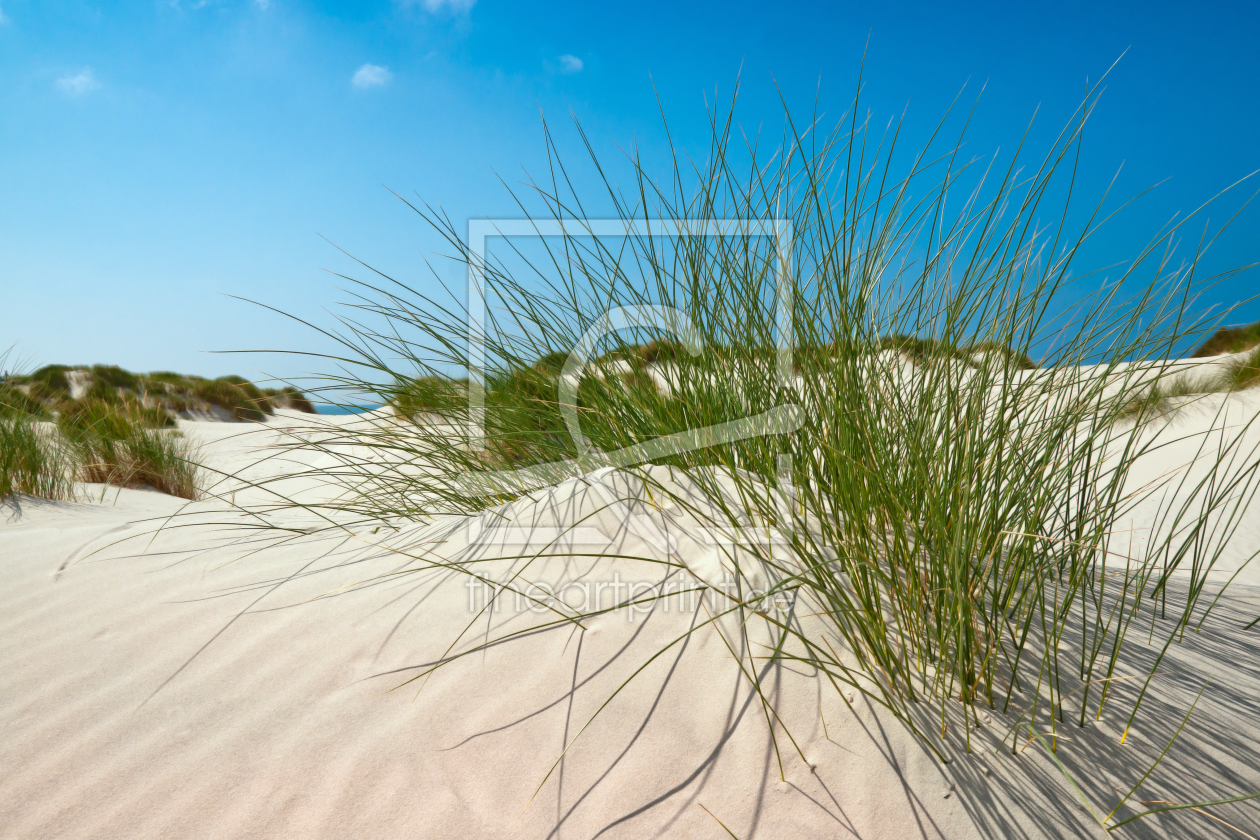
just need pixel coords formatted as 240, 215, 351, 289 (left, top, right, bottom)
1, 0, 1258, 381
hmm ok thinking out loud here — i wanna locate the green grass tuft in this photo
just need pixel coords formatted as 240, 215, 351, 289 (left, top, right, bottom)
1115, 371, 1224, 424
392, 376, 468, 419
21, 364, 72, 397
1118, 350, 1260, 427
272, 386, 316, 413
0, 415, 74, 501
58, 399, 200, 499
0, 385, 48, 418
1223, 345, 1260, 391
90, 364, 141, 392
5, 365, 313, 424
1192, 321, 1260, 357
189, 379, 269, 421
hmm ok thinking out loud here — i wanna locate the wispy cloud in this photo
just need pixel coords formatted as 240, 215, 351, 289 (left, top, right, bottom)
255, 0, 270, 9
352, 64, 392, 89
558, 54, 584, 74
396, 0, 476, 13
0, 5, 9, 24
56, 69, 99, 97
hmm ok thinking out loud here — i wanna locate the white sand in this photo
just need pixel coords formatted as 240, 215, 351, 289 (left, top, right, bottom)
3, 402, 1260, 839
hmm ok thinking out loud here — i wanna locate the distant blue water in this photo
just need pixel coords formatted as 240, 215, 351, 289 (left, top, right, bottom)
314, 403, 384, 416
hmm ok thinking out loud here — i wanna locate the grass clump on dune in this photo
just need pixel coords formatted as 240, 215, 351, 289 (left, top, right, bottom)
1223, 345, 1260, 391
24, 364, 72, 396
877, 334, 1037, 370
392, 376, 468, 419
0, 350, 201, 501
271, 386, 316, 413
189, 378, 271, 421
0, 384, 48, 418
0, 415, 74, 502
90, 364, 141, 392
241, 76, 1260, 831
597, 338, 692, 368
1192, 320, 1260, 357
1117, 345, 1260, 426
9, 364, 317, 423
58, 399, 201, 499
0, 349, 72, 501
1115, 371, 1225, 424
173, 374, 316, 419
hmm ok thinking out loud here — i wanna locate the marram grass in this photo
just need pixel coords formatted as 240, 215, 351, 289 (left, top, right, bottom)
6, 364, 317, 422
0, 414, 75, 502
1114, 344, 1260, 426
230, 77, 1260, 831
1192, 320, 1260, 358
0, 402, 202, 503
58, 400, 202, 500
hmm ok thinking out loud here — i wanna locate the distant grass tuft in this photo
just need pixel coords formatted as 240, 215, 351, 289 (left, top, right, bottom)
0, 385, 48, 418
119, 427, 201, 499
90, 364, 140, 391
272, 386, 316, 413
1118, 349, 1260, 426
878, 334, 1038, 370
189, 379, 267, 421
214, 375, 275, 415
632, 338, 690, 366
84, 378, 123, 403
1116, 371, 1225, 424
392, 376, 468, 419
6, 364, 315, 424
1192, 321, 1260, 357
0, 354, 209, 500
21, 365, 72, 398
1220, 345, 1260, 391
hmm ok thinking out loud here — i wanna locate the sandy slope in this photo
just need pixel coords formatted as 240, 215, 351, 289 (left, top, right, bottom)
3, 406, 1260, 839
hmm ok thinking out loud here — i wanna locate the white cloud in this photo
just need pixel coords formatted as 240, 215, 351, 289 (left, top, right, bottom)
56, 69, 99, 97
0, 5, 9, 24
352, 64, 392, 89
558, 54, 583, 74
396, 0, 476, 13
255, 0, 270, 9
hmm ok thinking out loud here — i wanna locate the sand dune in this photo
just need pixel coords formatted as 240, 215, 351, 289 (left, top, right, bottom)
3, 404, 1260, 839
